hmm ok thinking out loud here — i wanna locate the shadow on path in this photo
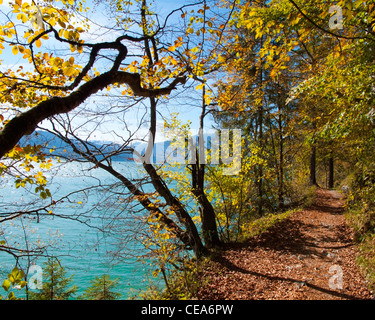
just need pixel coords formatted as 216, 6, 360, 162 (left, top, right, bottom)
212, 255, 361, 300
198, 189, 371, 300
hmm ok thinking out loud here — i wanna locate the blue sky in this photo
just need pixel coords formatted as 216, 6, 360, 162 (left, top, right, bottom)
0, 0, 218, 143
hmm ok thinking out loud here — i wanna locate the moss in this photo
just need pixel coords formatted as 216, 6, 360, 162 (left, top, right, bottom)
238, 208, 297, 241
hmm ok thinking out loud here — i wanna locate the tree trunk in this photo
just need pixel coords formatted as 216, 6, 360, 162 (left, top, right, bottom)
52, 127, 205, 256
143, 163, 207, 258
278, 106, 284, 210
328, 154, 334, 189
257, 45, 264, 216
257, 105, 264, 215
143, 163, 208, 259
199, 196, 221, 248
189, 85, 221, 248
191, 160, 221, 248
309, 145, 317, 186
146, 96, 207, 258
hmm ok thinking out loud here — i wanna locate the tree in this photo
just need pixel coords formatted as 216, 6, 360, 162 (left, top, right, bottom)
79, 274, 121, 300
282, 0, 375, 190
215, 0, 367, 200
28, 258, 77, 300
0, 0, 193, 188
213, 0, 306, 216
0, 6, 185, 160
0, 0, 240, 267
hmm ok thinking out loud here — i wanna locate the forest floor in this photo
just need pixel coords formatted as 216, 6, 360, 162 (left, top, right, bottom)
196, 188, 374, 300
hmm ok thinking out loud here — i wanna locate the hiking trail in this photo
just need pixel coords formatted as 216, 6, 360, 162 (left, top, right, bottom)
197, 188, 373, 300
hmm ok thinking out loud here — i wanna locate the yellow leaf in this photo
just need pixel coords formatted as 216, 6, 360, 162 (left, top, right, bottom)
63, 29, 70, 39
196, 83, 204, 90
64, 66, 75, 76
17, 13, 27, 23
129, 64, 138, 73
12, 45, 18, 55
35, 39, 41, 48
58, 19, 66, 29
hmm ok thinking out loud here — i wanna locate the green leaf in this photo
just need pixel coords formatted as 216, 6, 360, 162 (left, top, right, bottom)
7, 291, 16, 300
11, 267, 24, 281
2, 279, 10, 292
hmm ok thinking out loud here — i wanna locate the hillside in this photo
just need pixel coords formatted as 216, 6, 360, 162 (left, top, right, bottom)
19, 130, 171, 162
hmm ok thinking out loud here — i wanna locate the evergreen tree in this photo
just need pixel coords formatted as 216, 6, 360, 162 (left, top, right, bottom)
79, 275, 121, 300
28, 258, 77, 300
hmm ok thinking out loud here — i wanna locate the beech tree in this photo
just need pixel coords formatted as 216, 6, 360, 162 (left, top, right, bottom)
2, 0, 375, 297
0, 0, 237, 261
0, 0, 189, 161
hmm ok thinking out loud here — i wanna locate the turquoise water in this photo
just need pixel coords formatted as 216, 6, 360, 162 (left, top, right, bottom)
0, 160, 163, 299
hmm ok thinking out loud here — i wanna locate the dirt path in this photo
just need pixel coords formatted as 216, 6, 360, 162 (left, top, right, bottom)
196, 189, 373, 300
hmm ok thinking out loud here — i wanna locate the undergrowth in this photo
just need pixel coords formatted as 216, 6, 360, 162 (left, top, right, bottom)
345, 199, 375, 293
238, 209, 297, 241
138, 208, 303, 300
344, 182, 375, 294
136, 187, 315, 300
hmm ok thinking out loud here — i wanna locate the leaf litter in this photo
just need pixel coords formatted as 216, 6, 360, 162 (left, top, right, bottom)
196, 189, 374, 300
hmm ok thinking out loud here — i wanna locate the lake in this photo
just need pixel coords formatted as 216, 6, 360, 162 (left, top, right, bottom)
0, 160, 165, 299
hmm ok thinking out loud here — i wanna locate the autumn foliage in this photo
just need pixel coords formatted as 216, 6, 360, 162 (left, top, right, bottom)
1, 0, 375, 299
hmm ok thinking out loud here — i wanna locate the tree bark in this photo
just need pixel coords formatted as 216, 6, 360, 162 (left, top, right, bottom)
143, 162, 208, 258
309, 145, 317, 186
190, 85, 221, 248
328, 154, 334, 189
277, 105, 284, 210
257, 42, 264, 216
257, 105, 264, 216
144, 96, 207, 258
191, 159, 221, 248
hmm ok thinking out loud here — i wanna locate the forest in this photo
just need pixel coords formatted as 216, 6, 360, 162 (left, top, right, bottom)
0, 0, 375, 300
